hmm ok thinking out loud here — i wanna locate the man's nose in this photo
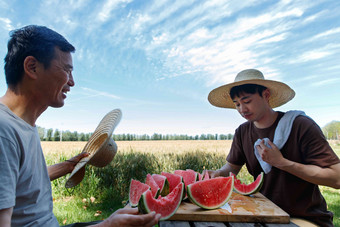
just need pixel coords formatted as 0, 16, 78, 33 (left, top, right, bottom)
68, 73, 75, 87
239, 103, 248, 113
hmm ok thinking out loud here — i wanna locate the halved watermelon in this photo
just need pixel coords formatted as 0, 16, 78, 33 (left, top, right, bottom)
128, 179, 150, 207
187, 176, 234, 209
161, 172, 183, 193
230, 172, 264, 196
152, 174, 170, 196
174, 169, 197, 199
139, 182, 184, 221
145, 174, 160, 198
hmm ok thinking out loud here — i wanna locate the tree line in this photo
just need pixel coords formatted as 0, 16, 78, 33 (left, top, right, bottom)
37, 126, 234, 141
38, 120, 340, 142
322, 120, 340, 140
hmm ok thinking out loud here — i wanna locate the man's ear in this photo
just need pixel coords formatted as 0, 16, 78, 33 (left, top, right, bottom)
263, 88, 271, 101
23, 56, 39, 79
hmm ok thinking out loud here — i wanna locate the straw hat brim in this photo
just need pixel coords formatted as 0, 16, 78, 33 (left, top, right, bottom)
208, 78, 295, 109
65, 109, 122, 188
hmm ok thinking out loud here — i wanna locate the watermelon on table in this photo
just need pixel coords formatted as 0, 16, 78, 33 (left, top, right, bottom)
139, 182, 184, 221
145, 174, 160, 198
197, 172, 203, 181
152, 174, 170, 196
161, 172, 183, 193
174, 169, 197, 199
230, 172, 264, 196
202, 171, 210, 180
186, 169, 199, 181
128, 179, 150, 207
187, 176, 234, 210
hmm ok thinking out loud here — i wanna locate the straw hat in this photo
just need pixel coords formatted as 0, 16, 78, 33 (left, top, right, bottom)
208, 69, 295, 109
65, 109, 122, 188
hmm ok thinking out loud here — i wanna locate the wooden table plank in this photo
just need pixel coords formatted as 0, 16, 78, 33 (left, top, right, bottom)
168, 192, 290, 224
159, 221, 191, 227
265, 222, 299, 227
192, 221, 227, 227
229, 223, 263, 227
159, 221, 299, 227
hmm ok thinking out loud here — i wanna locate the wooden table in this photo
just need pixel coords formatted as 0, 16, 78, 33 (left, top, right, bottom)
159, 192, 298, 227
159, 220, 298, 226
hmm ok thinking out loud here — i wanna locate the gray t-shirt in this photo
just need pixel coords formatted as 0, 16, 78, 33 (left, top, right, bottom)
0, 103, 59, 227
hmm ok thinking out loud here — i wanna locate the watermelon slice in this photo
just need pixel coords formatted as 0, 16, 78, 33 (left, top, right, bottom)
187, 176, 234, 209
202, 171, 210, 180
230, 172, 264, 196
128, 179, 150, 207
145, 174, 160, 198
139, 182, 184, 221
152, 174, 170, 196
174, 169, 197, 199
197, 172, 203, 181
161, 172, 183, 193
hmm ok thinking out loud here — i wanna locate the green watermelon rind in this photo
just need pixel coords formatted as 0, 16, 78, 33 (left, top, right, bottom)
174, 169, 197, 200
187, 176, 234, 210
138, 182, 184, 221
146, 174, 161, 198
232, 172, 264, 196
160, 179, 170, 196
152, 174, 170, 196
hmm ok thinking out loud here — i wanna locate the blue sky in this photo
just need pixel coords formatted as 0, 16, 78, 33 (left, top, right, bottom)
0, 0, 339, 136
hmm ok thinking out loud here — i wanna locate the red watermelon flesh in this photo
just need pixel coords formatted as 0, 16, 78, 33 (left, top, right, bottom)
202, 171, 210, 180
230, 172, 264, 196
197, 172, 203, 181
152, 174, 170, 196
145, 174, 160, 198
129, 179, 150, 207
174, 169, 197, 200
161, 172, 183, 192
138, 182, 184, 221
187, 176, 234, 209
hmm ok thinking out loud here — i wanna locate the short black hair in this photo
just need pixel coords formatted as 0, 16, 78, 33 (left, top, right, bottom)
230, 84, 267, 99
4, 25, 75, 86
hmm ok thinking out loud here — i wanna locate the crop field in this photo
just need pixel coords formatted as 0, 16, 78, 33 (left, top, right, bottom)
42, 140, 232, 155
42, 140, 340, 226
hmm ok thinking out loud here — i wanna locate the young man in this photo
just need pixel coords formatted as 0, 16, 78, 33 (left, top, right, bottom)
0, 25, 160, 227
206, 69, 340, 226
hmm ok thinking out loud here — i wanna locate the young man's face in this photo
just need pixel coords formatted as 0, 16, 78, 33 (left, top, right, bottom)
232, 89, 270, 122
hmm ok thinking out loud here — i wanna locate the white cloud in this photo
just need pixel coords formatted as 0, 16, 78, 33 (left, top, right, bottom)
311, 78, 340, 87
98, 0, 132, 22
136, 0, 316, 87
292, 43, 340, 63
80, 87, 121, 99
0, 17, 13, 30
309, 27, 340, 41
258, 33, 288, 44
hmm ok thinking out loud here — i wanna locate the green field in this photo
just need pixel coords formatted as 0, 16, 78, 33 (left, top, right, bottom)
43, 140, 340, 226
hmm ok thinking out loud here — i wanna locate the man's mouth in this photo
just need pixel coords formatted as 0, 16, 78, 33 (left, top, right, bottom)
62, 89, 70, 98
242, 113, 252, 118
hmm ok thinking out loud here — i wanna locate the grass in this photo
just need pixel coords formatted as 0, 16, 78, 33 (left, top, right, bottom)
42, 140, 340, 226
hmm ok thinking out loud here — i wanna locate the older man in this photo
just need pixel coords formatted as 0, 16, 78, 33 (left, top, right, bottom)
0, 25, 160, 227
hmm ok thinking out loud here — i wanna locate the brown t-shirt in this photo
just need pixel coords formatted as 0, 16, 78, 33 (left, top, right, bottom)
227, 111, 340, 226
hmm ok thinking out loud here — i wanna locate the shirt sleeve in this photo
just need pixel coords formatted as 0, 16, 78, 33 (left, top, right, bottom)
297, 116, 340, 167
0, 136, 19, 210
227, 127, 247, 166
